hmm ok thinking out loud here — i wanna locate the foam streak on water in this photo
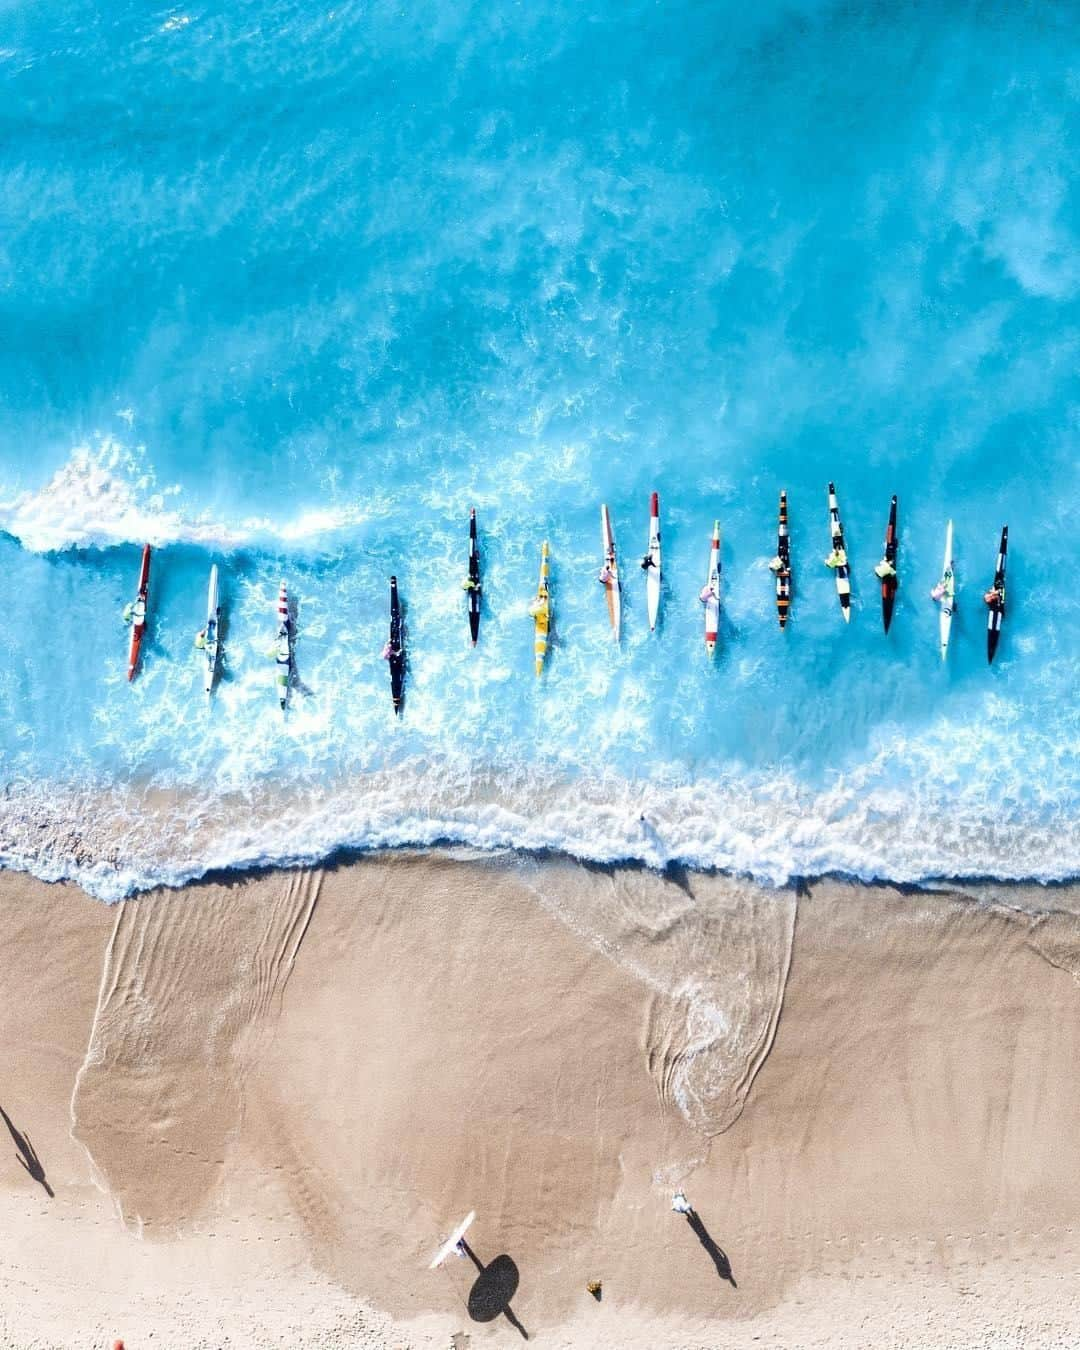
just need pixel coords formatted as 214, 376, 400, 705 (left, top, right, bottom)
1, 1, 1078, 898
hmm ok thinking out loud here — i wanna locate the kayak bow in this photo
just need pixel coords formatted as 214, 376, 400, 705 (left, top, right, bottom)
126, 544, 152, 681
600, 504, 621, 642
703, 521, 721, 655
275, 580, 292, 712
825, 483, 852, 622
466, 508, 481, 647
389, 576, 406, 712
644, 492, 661, 631
532, 541, 551, 677
772, 490, 792, 629
935, 520, 955, 661
879, 495, 899, 633
986, 525, 1008, 664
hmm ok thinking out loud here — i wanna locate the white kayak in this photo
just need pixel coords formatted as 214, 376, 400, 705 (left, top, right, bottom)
428, 1211, 476, 1269
203, 564, 220, 698
936, 519, 955, 661
644, 491, 661, 631
275, 580, 292, 712
600, 503, 621, 642
703, 520, 721, 654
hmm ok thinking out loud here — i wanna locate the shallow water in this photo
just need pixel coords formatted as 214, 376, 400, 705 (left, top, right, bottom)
1, 1, 1078, 896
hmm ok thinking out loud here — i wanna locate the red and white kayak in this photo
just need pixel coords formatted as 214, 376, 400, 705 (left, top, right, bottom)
643, 491, 661, 631
126, 544, 151, 681
599, 504, 621, 642
702, 521, 721, 655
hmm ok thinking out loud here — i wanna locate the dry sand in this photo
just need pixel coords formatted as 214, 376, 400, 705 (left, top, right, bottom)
1, 853, 1079, 1348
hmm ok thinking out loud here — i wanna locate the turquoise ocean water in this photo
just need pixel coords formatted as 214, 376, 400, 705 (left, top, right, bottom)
1, 0, 1078, 898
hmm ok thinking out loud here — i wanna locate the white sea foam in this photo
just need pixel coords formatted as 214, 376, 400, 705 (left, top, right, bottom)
0, 439, 386, 554
0, 744, 1075, 905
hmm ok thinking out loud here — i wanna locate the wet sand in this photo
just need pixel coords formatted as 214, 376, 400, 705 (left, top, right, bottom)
1, 854, 1079, 1347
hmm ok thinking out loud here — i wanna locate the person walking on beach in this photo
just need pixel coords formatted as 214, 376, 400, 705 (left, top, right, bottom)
672, 1190, 693, 1216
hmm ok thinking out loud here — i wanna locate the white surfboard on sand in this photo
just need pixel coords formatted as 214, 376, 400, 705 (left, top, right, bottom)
428, 1210, 476, 1269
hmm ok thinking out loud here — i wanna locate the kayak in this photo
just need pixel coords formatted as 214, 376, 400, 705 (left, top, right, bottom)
600, 504, 621, 642
703, 520, 721, 654
643, 492, 661, 631
986, 525, 1008, 664
275, 580, 292, 712
879, 495, 899, 633
772, 490, 792, 629
203, 564, 220, 698
466, 508, 481, 646
532, 541, 551, 677
825, 482, 852, 622
126, 544, 152, 681
935, 519, 955, 661
389, 575, 406, 712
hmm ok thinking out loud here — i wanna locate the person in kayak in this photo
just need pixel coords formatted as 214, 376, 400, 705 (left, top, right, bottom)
122, 602, 135, 623
194, 629, 207, 649
598, 564, 614, 585
873, 558, 897, 580
381, 640, 401, 660
824, 547, 847, 568
698, 584, 715, 604
640, 553, 655, 571
984, 586, 1005, 608
461, 577, 481, 592
768, 555, 789, 574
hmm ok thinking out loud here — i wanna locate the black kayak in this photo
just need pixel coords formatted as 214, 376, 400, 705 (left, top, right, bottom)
880, 495, 899, 634
467, 508, 481, 646
986, 525, 1008, 664
389, 575, 405, 712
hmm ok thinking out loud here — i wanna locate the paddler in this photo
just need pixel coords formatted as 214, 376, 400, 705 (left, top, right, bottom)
768, 555, 788, 574
122, 602, 135, 623
640, 553, 656, 571
194, 629, 207, 650
983, 585, 1004, 608
824, 546, 847, 569
930, 581, 947, 601
698, 584, 714, 603
598, 563, 614, 585
873, 557, 897, 580
461, 577, 481, 592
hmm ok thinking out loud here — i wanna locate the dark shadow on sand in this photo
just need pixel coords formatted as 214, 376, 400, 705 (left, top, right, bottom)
683, 1210, 736, 1287
460, 1240, 528, 1339
1, 1106, 54, 1198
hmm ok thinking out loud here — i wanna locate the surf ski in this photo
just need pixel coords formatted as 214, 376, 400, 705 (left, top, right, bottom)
875, 495, 899, 633
464, 508, 481, 646
641, 491, 661, 631
932, 519, 955, 661
768, 490, 792, 629
387, 575, 405, 712
274, 580, 293, 713
428, 1212, 476, 1270
824, 482, 852, 622
195, 563, 221, 698
701, 521, 721, 655
529, 541, 551, 677
984, 525, 1008, 664
599, 504, 621, 641
124, 544, 152, 681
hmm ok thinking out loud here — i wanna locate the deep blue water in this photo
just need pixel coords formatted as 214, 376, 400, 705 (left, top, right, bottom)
1, 0, 1078, 896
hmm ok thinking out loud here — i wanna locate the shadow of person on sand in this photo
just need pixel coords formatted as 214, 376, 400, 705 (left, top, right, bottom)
460, 1240, 529, 1339
0, 1106, 54, 1198
682, 1209, 736, 1286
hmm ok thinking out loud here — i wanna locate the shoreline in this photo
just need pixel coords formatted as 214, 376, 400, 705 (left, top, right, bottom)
2, 852, 1079, 1347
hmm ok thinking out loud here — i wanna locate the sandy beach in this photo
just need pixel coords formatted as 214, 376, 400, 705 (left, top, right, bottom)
2, 852, 1080, 1348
